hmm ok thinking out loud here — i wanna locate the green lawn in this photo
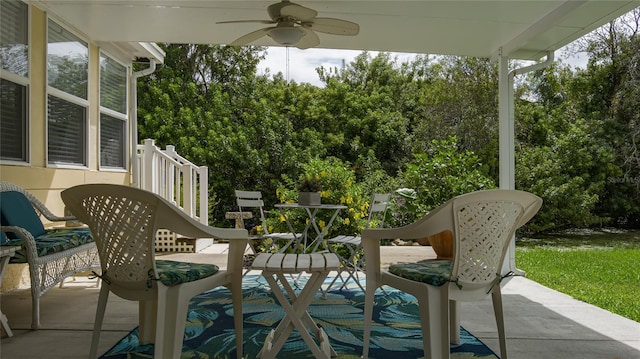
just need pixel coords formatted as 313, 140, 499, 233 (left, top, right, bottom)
516, 245, 640, 322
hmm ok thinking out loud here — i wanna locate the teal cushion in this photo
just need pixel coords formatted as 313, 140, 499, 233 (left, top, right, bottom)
3, 227, 94, 263
0, 191, 46, 239
156, 260, 220, 286
388, 260, 453, 286
0, 231, 6, 245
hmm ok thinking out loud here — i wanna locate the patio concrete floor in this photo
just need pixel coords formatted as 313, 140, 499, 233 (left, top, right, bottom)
1, 243, 638, 358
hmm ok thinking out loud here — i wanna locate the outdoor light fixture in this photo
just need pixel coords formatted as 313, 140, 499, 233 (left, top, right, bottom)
219, 0, 359, 49
269, 27, 304, 45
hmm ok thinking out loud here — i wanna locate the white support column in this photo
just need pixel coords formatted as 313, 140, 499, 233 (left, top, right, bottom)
198, 166, 208, 225
142, 139, 157, 193
498, 50, 515, 191
130, 60, 157, 187
499, 50, 555, 275
498, 50, 520, 275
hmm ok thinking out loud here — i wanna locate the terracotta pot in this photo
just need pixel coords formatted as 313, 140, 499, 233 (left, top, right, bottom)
426, 230, 453, 260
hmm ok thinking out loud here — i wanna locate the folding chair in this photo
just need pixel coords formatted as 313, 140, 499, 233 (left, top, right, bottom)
235, 190, 297, 255
326, 193, 391, 291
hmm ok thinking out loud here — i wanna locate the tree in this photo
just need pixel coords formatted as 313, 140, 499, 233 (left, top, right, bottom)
398, 136, 495, 226
134, 11, 640, 232
563, 9, 640, 226
412, 56, 500, 180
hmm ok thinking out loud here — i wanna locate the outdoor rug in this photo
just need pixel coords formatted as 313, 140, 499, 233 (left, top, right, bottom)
101, 275, 498, 358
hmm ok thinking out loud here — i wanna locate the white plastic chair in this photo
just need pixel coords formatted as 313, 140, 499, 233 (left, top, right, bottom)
235, 190, 296, 254
62, 184, 248, 359
326, 193, 391, 291
361, 189, 542, 359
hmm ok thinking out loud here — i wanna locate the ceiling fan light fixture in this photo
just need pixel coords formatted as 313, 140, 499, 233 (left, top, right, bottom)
269, 27, 304, 45
221, 1, 358, 49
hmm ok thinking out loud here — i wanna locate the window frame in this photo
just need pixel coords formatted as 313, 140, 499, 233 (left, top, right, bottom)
98, 50, 129, 171
45, 16, 89, 168
0, 0, 30, 165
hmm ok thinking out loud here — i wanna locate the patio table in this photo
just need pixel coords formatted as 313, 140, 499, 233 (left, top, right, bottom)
252, 252, 340, 359
274, 203, 346, 253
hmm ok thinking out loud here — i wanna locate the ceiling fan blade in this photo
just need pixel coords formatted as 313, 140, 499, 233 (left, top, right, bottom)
295, 28, 320, 49
229, 27, 273, 46
217, 19, 275, 25
279, 2, 318, 21
305, 18, 359, 36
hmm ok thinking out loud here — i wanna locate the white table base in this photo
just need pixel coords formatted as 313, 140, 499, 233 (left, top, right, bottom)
252, 253, 340, 359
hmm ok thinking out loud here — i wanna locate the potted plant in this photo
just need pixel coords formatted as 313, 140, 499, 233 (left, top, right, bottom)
297, 175, 322, 205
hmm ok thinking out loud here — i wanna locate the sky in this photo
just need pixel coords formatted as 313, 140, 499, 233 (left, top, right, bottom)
256, 45, 589, 88
256, 47, 420, 87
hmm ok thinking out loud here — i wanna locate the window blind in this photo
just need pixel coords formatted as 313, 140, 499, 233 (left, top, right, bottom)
100, 113, 126, 168
0, 79, 27, 161
0, 0, 28, 77
100, 55, 127, 114
47, 19, 87, 99
48, 94, 86, 165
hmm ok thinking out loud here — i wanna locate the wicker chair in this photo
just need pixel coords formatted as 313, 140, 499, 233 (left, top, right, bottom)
62, 183, 248, 359
0, 181, 99, 329
361, 189, 542, 359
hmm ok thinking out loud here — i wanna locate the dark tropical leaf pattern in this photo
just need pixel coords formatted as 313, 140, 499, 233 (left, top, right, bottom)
156, 260, 219, 286
389, 260, 453, 286
101, 276, 497, 358
2, 227, 93, 263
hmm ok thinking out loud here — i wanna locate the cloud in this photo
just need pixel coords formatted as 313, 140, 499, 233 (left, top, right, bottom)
257, 44, 587, 87
257, 47, 364, 87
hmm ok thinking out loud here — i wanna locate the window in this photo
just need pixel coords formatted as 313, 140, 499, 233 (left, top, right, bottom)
100, 113, 125, 168
99, 53, 128, 169
47, 19, 88, 166
0, 0, 29, 162
47, 94, 86, 164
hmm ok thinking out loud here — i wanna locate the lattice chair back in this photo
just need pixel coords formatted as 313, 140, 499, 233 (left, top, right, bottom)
70, 187, 159, 294
449, 190, 541, 294
63, 184, 249, 359
360, 189, 542, 359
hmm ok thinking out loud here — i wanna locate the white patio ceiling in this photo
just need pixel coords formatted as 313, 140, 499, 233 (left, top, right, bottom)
35, 0, 640, 62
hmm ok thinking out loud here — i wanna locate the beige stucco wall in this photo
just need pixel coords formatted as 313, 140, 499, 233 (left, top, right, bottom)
0, 167, 129, 226
0, 5, 131, 220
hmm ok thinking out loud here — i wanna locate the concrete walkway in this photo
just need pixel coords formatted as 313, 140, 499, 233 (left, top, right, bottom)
1, 244, 638, 358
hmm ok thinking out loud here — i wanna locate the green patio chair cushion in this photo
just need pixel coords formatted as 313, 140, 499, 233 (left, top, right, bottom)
389, 260, 453, 286
156, 260, 220, 287
0, 191, 46, 239
3, 227, 94, 263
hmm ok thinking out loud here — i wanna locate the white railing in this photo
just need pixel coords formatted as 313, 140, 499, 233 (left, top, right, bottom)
134, 139, 208, 225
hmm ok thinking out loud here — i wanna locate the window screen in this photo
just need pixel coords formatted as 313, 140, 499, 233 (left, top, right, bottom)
47, 19, 87, 99
0, 0, 29, 162
0, 79, 27, 161
100, 113, 126, 168
100, 55, 127, 114
99, 53, 128, 169
47, 19, 88, 166
0, 0, 29, 77
47, 94, 86, 165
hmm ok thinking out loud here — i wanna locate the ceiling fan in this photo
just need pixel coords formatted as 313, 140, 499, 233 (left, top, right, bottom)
217, 0, 359, 49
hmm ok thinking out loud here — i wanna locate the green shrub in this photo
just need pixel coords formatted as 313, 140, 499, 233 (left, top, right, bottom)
270, 157, 368, 242
392, 136, 495, 226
